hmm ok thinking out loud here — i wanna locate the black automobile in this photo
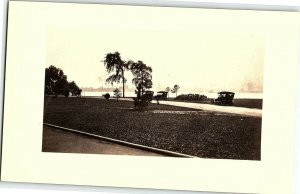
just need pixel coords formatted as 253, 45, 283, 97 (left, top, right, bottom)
154, 91, 168, 100
211, 91, 235, 105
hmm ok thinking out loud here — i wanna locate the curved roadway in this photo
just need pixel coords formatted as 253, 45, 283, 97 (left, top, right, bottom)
119, 98, 262, 117
158, 101, 262, 117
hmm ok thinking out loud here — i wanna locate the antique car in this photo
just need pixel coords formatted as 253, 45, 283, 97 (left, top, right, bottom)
211, 91, 235, 105
154, 91, 168, 100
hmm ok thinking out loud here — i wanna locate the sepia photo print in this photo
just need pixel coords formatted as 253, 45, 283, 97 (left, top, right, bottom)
42, 4, 264, 161
3, 1, 300, 193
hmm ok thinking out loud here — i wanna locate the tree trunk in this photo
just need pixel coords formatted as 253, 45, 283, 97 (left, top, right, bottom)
122, 70, 125, 98
141, 72, 144, 95
122, 80, 125, 98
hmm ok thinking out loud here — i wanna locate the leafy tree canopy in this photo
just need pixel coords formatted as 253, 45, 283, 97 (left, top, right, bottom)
171, 84, 180, 97
130, 60, 153, 98
103, 51, 129, 97
44, 65, 81, 97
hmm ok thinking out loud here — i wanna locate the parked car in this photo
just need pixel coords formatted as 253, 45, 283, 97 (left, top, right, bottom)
211, 91, 235, 105
154, 91, 168, 100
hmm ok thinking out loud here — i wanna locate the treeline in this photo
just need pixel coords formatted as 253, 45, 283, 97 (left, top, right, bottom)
44, 65, 82, 97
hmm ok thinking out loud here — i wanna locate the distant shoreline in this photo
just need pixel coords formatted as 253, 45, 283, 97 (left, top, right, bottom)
46, 95, 262, 109
81, 91, 263, 99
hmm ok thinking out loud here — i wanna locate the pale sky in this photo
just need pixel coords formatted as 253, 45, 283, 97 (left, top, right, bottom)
46, 4, 266, 93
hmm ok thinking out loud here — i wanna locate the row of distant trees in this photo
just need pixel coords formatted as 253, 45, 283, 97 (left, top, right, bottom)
165, 85, 180, 97
44, 65, 82, 97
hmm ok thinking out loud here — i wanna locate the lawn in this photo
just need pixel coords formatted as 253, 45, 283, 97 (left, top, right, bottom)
43, 96, 262, 160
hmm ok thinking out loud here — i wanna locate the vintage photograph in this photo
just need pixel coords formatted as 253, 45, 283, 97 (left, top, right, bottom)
3, 1, 300, 192
42, 4, 264, 160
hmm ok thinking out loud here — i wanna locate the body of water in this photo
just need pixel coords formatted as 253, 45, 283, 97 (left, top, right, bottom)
82, 91, 263, 99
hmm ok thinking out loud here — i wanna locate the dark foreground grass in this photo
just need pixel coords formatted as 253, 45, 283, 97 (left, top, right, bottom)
43, 97, 261, 160
168, 98, 263, 109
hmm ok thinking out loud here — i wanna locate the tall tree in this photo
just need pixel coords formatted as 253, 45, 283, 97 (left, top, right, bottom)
171, 84, 180, 97
45, 65, 68, 96
54, 74, 68, 96
45, 65, 81, 97
165, 87, 171, 98
130, 60, 153, 98
103, 51, 129, 98
68, 81, 82, 97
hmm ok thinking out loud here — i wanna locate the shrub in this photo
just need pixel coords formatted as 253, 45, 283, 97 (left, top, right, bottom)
103, 93, 110, 99
133, 91, 154, 110
113, 88, 122, 100
175, 94, 207, 101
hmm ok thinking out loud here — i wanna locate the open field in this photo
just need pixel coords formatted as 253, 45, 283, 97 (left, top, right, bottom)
168, 98, 263, 109
43, 97, 262, 160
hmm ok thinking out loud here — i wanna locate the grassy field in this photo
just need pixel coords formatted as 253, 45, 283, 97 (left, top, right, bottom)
168, 98, 263, 109
43, 96, 262, 160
